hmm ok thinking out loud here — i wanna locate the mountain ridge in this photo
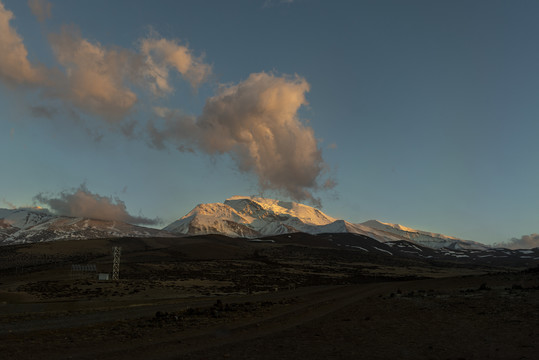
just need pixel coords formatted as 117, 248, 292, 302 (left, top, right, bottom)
0, 196, 517, 251
0, 208, 171, 245
164, 195, 487, 250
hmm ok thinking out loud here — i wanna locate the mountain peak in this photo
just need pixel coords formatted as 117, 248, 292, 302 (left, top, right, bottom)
164, 197, 488, 250
224, 196, 336, 226
165, 196, 337, 237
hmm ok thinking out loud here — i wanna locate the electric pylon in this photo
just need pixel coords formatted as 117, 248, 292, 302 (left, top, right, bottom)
112, 246, 121, 281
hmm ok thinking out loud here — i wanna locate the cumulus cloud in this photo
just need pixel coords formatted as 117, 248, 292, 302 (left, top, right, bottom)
48, 26, 141, 120
495, 234, 539, 250
140, 36, 212, 94
28, 0, 51, 22
33, 184, 160, 226
0, 2, 46, 85
0, 2, 212, 120
0, 2, 335, 205
150, 72, 334, 205
42, 27, 211, 119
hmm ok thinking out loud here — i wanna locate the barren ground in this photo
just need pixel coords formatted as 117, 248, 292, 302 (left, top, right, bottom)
0, 236, 538, 359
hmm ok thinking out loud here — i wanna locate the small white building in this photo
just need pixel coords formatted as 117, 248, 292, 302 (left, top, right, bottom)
98, 273, 110, 281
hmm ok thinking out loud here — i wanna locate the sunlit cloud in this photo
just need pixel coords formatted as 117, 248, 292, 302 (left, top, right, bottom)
2, 198, 49, 212
28, 0, 51, 22
0, 1, 212, 136
33, 184, 161, 225
48, 26, 140, 120
150, 72, 334, 205
4, 20, 211, 120
0, 1, 334, 206
140, 35, 212, 94
0, 1, 46, 86
495, 234, 539, 249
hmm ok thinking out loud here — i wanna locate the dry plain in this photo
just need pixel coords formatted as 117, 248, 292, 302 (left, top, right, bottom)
1, 235, 538, 359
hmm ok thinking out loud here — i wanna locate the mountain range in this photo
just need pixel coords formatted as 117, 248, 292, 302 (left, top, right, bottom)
0, 196, 524, 252
163, 196, 488, 250
0, 208, 170, 245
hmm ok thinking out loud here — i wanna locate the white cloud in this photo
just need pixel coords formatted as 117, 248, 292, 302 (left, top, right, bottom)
48, 26, 140, 120
140, 36, 212, 94
44, 28, 212, 119
34, 184, 160, 225
0, 1, 46, 85
0, 2, 334, 205
150, 72, 334, 205
495, 234, 539, 249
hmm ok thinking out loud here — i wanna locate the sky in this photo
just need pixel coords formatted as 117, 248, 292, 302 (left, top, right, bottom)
1, 0, 538, 247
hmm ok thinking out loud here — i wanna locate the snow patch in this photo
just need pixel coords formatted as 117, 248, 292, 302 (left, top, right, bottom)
374, 247, 393, 255
350, 246, 368, 252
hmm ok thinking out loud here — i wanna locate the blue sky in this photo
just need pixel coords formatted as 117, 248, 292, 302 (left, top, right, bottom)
1, 0, 538, 246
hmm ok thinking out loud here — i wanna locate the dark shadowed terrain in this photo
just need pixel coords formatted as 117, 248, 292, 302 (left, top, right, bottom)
0, 234, 538, 359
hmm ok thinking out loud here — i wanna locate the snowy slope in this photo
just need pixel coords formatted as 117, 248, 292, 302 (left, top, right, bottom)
360, 220, 489, 250
163, 196, 338, 237
0, 208, 57, 230
163, 196, 485, 250
1, 196, 491, 250
224, 196, 337, 226
164, 196, 380, 239
163, 202, 259, 237
0, 208, 171, 245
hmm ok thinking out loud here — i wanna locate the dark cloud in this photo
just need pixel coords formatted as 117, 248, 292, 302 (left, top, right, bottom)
1, 198, 16, 209
495, 234, 539, 249
120, 120, 138, 138
33, 184, 161, 226
29, 105, 104, 142
30, 105, 57, 119
28, 0, 51, 22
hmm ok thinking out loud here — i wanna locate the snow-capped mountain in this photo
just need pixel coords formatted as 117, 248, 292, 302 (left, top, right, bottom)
360, 220, 490, 250
163, 196, 339, 237
0, 208, 170, 245
164, 196, 486, 250
1, 196, 489, 251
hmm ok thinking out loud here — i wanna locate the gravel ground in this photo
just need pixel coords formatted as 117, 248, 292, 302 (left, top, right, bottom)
1, 274, 538, 360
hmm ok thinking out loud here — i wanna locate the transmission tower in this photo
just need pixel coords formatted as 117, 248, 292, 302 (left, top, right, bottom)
112, 246, 121, 281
